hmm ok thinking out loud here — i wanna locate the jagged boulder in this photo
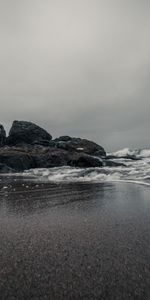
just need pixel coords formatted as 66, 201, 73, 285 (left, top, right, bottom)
54, 136, 106, 157
0, 145, 70, 171
7, 121, 52, 146
68, 153, 103, 168
0, 147, 35, 171
31, 147, 70, 168
0, 124, 6, 146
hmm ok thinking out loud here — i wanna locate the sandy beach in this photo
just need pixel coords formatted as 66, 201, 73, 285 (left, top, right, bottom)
0, 179, 150, 299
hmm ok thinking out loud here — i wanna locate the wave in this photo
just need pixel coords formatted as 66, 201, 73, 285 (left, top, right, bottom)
1, 147, 150, 187
22, 161, 150, 187
110, 147, 150, 159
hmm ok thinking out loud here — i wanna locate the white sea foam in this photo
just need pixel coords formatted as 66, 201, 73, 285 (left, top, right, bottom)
2, 147, 150, 187
139, 149, 150, 158
22, 158, 150, 186
111, 147, 150, 159
111, 148, 139, 157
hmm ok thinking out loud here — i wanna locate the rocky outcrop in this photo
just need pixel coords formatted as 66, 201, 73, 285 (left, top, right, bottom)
0, 120, 107, 172
31, 147, 70, 169
0, 125, 6, 146
7, 121, 52, 146
68, 153, 103, 168
0, 145, 70, 171
0, 146, 35, 171
0, 145, 103, 171
54, 136, 106, 157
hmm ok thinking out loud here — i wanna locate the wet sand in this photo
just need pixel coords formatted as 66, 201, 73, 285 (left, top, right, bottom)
0, 179, 150, 299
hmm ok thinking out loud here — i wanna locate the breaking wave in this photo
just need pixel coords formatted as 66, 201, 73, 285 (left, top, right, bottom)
17, 148, 150, 186
111, 147, 150, 158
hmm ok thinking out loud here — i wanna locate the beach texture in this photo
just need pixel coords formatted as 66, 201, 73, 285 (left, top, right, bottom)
0, 179, 150, 299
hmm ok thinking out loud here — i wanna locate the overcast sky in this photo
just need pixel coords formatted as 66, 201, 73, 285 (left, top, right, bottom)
0, 0, 150, 151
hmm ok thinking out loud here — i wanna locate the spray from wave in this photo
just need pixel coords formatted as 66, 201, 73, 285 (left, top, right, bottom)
110, 148, 150, 159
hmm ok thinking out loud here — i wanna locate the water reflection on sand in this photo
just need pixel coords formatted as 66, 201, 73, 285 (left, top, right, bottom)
0, 178, 150, 299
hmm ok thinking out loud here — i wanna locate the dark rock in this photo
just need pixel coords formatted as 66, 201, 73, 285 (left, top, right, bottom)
31, 147, 70, 168
0, 146, 70, 171
0, 147, 35, 171
0, 163, 14, 173
0, 121, 107, 171
54, 136, 72, 142
54, 136, 106, 157
0, 144, 104, 171
7, 121, 52, 146
0, 124, 6, 146
32, 140, 56, 147
68, 153, 103, 168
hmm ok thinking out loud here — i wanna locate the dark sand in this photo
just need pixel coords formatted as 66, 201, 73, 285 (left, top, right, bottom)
0, 178, 150, 299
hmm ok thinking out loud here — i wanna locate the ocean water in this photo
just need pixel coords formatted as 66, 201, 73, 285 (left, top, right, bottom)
3, 147, 149, 186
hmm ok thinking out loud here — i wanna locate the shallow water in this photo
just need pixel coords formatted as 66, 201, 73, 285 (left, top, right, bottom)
0, 179, 150, 299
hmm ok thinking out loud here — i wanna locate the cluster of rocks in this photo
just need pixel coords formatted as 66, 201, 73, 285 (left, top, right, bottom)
0, 120, 123, 173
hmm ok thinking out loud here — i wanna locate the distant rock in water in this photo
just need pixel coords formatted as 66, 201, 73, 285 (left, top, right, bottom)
0, 124, 6, 146
7, 120, 52, 146
0, 120, 107, 172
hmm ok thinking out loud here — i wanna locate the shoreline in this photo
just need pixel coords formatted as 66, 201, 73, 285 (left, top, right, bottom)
1, 173, 150, 188
0, 181, 150, 299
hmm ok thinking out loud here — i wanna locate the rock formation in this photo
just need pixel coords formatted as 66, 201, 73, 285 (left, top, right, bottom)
68, 153, 103, 168
0, 124, 6, 146
54, 136, 106, 157
0, 120, 109, 172
7, 120, 52, 146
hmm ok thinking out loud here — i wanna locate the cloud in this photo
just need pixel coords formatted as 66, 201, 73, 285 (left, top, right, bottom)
0, 0, 150, 150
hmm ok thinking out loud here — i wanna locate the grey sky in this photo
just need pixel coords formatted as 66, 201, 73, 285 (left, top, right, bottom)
0, 0, 150, 151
